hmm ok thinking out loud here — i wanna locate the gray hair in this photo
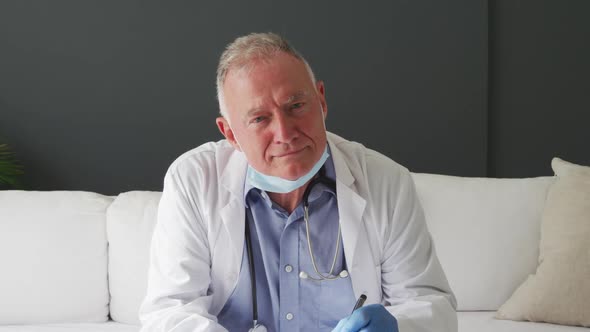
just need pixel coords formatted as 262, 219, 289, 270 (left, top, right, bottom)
216, 32, 317, 117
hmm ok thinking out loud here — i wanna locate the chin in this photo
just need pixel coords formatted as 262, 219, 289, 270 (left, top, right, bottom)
277, 164, 313, 180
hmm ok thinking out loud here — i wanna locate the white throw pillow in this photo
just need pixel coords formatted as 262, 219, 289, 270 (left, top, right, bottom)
412, 173, 554, 311
106, 191, 162, 325
496, 158, 590, 327
0, 191, 112, 324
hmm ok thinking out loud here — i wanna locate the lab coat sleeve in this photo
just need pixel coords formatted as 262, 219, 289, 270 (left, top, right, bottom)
380, 170, 458, 332
139, 170, 229, 332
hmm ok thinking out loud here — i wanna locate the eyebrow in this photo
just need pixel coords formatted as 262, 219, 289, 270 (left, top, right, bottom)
284, 91, 309, 104
244, 91, 310, 118
245, 107, 264, 117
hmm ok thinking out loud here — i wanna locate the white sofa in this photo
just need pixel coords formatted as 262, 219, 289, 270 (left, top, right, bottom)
0, 173, 586, 331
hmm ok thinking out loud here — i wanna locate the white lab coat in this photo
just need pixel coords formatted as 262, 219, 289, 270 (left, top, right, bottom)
140, 132, 457, 332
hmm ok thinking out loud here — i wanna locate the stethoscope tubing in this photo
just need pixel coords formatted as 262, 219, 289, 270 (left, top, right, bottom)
244, 212, 258, 324
244, 168, 343, 330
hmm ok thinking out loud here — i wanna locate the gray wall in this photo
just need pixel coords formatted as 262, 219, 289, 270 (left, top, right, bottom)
488, 0, 590, 177
1, 1, 588, 194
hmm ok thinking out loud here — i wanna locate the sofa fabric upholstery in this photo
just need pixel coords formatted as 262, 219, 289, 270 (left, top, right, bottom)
411, 174, 554, 311
106, 191, 162, 325
496, 158, 590, 326
458, 312, 590, 332
1, 171, 582, 331
0, 191, 112, 325
0, 322, 139, 332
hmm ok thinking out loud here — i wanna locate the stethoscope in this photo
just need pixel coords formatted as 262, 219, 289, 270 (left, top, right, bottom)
244, 168, 349, 332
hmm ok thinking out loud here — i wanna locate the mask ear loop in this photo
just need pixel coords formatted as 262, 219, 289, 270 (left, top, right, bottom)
320, 105, 327, 131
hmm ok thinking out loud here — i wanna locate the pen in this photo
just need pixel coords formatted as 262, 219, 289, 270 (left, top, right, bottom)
351, 294, 367, 313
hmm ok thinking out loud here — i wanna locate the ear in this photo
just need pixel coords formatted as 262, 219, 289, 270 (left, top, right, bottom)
216, 116, 242, 151
316, 81, 328, 119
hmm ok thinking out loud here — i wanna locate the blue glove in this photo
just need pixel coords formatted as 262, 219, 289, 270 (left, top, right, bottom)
331, 304, 398, 332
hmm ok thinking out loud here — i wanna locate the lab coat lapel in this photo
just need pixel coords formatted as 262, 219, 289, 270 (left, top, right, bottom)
219, 151, 248, 278
329, 136, 380, 304
328, 139, 367, 274
336, 180, 366, 270
219, 200, 244, 271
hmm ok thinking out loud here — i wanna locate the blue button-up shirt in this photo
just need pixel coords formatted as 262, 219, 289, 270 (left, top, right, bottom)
217, 152, 356, 331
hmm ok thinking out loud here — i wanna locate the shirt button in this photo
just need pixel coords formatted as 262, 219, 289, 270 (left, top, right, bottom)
284, 264, 293, 273
286, 313, 294, 320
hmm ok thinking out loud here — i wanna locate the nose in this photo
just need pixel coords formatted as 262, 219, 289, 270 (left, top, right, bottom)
272, 112, 298, 144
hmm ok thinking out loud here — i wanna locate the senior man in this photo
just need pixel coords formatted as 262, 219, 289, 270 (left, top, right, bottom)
140, 32, 457, 332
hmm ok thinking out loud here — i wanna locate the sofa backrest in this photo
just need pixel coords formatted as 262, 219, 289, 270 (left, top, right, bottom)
106, 173, 554, 322
0, 173, 555, 325
412, 173, 554, 311
106, 191, 161, 325
0, 191, 112, 325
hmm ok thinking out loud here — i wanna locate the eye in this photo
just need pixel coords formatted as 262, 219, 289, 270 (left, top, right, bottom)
290, 102, 304, 111
251, 116, 266, 124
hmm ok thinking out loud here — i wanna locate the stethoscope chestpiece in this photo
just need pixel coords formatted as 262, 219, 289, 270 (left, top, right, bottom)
298, 270, 349, 280
248, 323, 268, 332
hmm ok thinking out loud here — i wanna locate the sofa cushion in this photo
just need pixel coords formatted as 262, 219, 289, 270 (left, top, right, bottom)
411, 173, 554, 311
0, 191, 112, 324
106, 191, 162, 325
496, 158, 590, 326
0, 321, 139, 332
458, 311, 589, 332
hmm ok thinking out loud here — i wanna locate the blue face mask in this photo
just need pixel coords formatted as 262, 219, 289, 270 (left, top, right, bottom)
246, 146, 330, 193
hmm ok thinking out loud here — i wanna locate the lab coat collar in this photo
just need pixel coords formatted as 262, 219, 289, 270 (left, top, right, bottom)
219, 147, 248, 201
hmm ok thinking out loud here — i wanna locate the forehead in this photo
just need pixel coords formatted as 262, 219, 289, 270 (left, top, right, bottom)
224, 52, 314, 99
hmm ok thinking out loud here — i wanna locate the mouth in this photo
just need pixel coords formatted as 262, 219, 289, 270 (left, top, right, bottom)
274, 147, 306, 158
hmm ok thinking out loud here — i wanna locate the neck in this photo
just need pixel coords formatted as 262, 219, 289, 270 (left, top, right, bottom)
267, 180, 312, 214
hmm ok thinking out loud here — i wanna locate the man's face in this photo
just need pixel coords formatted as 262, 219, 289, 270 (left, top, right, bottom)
216, 52, 328, 180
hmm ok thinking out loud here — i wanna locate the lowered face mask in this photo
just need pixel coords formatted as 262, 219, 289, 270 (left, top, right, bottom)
246, 146, 330, 193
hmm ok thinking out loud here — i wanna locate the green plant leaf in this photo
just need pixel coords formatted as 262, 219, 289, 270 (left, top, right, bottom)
0, 142, 24, 188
